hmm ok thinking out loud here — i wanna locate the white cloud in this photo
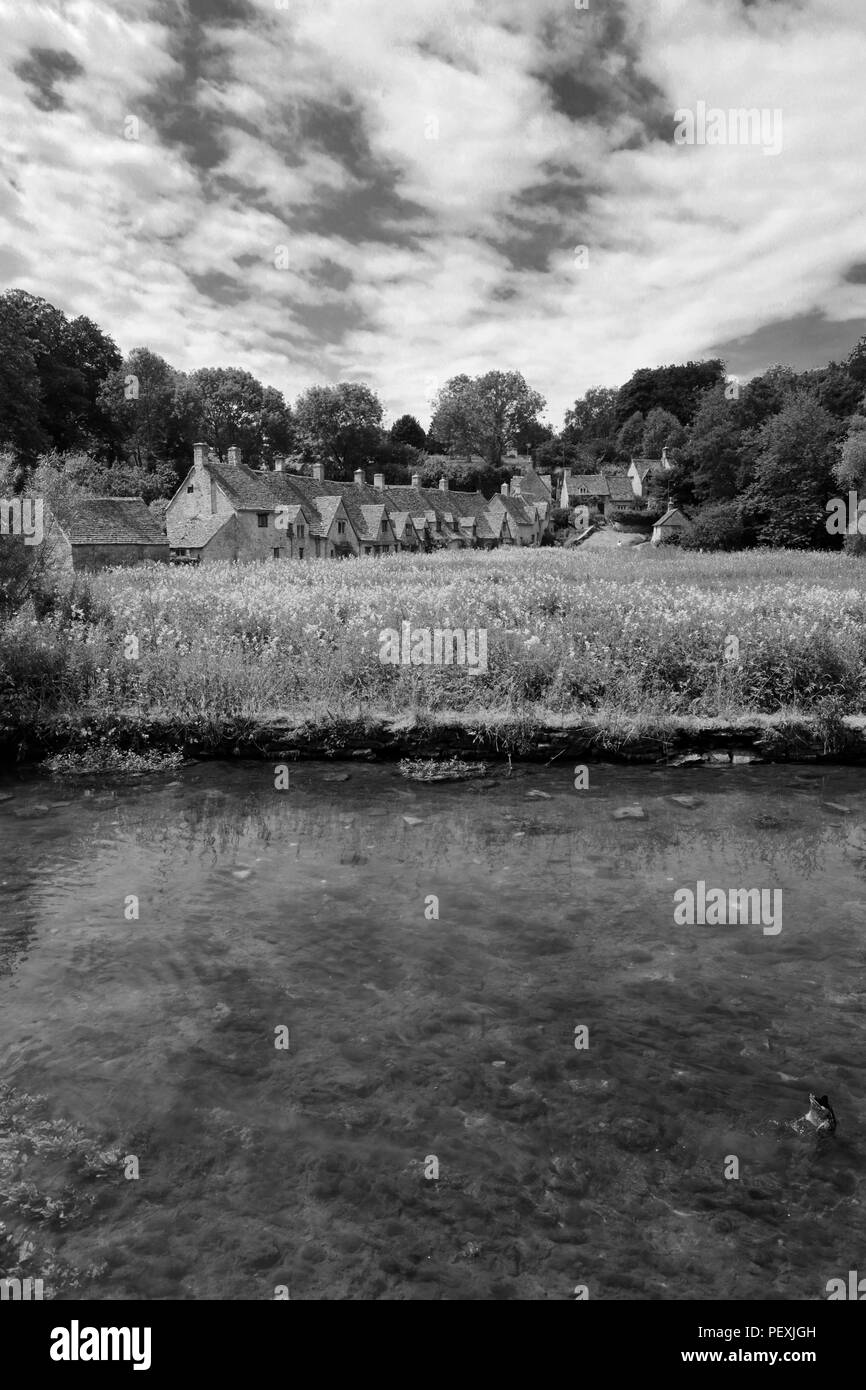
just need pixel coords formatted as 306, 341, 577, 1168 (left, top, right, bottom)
0, 0, 864, 430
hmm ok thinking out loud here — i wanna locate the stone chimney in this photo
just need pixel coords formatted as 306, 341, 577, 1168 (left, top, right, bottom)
373, 472, 385, 490
411, 473, 420, 489
501, 482, 509, 494
193, 442, 208, 468
227, 446, 241, 467
354, 468, 364, 485
511, 477, 521, 496
312, 462, 324, 482
273, 456, 284, 473
439, 476, 448, 491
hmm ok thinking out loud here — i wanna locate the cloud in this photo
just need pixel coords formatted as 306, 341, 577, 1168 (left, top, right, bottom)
0, 0, 864, 429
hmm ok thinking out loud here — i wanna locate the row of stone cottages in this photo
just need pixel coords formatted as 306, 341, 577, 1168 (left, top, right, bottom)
22, 446, 682, 570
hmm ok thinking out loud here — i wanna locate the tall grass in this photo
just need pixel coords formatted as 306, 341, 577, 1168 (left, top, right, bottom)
2, 547, 866, 727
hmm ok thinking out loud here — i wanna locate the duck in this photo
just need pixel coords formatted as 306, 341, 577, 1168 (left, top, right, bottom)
791, 1092, 836, 1136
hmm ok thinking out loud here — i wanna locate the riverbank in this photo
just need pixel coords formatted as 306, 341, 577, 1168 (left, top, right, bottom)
3, 548, 866, 769
4, 707, 866, 770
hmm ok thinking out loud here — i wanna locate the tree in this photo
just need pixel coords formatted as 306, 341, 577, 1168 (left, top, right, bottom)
834, 403, 866, 491
615, 411, 645, 460
615, 360, 725, 427
678, 383, 750, 503
390, 414, 426, 450
744, 392, 841, 548
641, 407, 687, 458
0, 290, 122, 459
0, 311, 45, 459
294, 382, 384, 477
186, 368, 294, 469
97, 348, 186, 470
563, 386, 619, 458
430, 370, 546, 467
680, 501, 747, 551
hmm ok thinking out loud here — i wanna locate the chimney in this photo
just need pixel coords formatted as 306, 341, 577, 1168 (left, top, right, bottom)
411, 473, 420, 489
373, 472, 385, 490
193, 442, 208, 468
312, 462, 324, 482
273, 457, 284, 473
511, 477, 521, 496
500, 482, 508, 494
227, 446, 241, 467
439, 476, 448, 491
354, 468, 364, 485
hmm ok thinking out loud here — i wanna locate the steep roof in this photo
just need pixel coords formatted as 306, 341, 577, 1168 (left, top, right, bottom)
67, 498, 169, 546
655, 506, 690, 526
488, 492, 537, 524
603, 471, 636, 502
563, 473, 610, 497
630, 457, 662, 481
169, 512, 233, 549
207, 460, 275, 509
512, 469, 552, 502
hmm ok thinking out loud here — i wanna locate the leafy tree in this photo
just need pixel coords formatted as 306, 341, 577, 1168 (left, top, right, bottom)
615, 360, 725, 426
680, 500, 747, 551
845, 335, 866, 385
0, 290, 121, 459
187, 368, 294, 468
678, 383, 750, 503
294, 382, 384, 477
615, 411, 645, 460
744, 392, 841, 548
564, 385, 619, 441
390, 414, 426, 450
0, 312, 45, 459
97, 348, 187, 471
430, 370, 546, 467
641, 407, 687, 458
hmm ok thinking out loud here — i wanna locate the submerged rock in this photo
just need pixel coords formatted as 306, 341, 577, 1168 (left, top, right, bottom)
612, 804, 646, 820
399, 757, 487, 783
669, 794, 701, 808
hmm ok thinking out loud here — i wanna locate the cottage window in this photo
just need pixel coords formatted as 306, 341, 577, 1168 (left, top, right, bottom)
257, 513, 268, 528
297, 523, 305, 538
273, 548, 280, 559
337, 520, 346, 535
299, 547, 304, 559
364, 546, 372, 555
186, 484, 194, 494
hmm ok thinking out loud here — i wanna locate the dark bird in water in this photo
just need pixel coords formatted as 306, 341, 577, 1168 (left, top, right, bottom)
794, 1092, 837, 1136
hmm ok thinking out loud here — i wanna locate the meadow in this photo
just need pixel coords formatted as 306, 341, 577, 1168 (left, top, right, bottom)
3, 548, 866, 751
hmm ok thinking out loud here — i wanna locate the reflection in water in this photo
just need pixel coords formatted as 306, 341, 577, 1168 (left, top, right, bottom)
0, 762, 864, 1300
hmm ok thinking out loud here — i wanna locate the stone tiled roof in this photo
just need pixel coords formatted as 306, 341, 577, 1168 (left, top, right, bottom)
208, 461, 274, 509
512, 469, 552, 502
68, 498, 169, 546
563, 473, 610, 498
488, 493, 536, 525
169, 513, 233, 549
603, 471, 637, 502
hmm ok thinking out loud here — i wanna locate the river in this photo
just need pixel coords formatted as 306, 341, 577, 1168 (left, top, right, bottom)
0, 760, 863, 1300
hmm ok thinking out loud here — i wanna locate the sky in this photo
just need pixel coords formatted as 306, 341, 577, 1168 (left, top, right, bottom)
1, 0, 865, 430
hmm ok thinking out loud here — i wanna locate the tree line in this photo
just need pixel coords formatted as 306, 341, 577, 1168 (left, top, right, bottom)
3, 287, 866, 549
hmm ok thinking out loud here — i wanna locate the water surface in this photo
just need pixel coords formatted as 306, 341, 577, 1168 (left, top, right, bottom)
1, 761, 863, 1300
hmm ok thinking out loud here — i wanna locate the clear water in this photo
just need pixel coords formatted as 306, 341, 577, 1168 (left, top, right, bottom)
0, 761, 864, 1301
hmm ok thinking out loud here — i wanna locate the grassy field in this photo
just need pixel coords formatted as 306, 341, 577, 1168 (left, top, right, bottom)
3, 549, 866, 750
